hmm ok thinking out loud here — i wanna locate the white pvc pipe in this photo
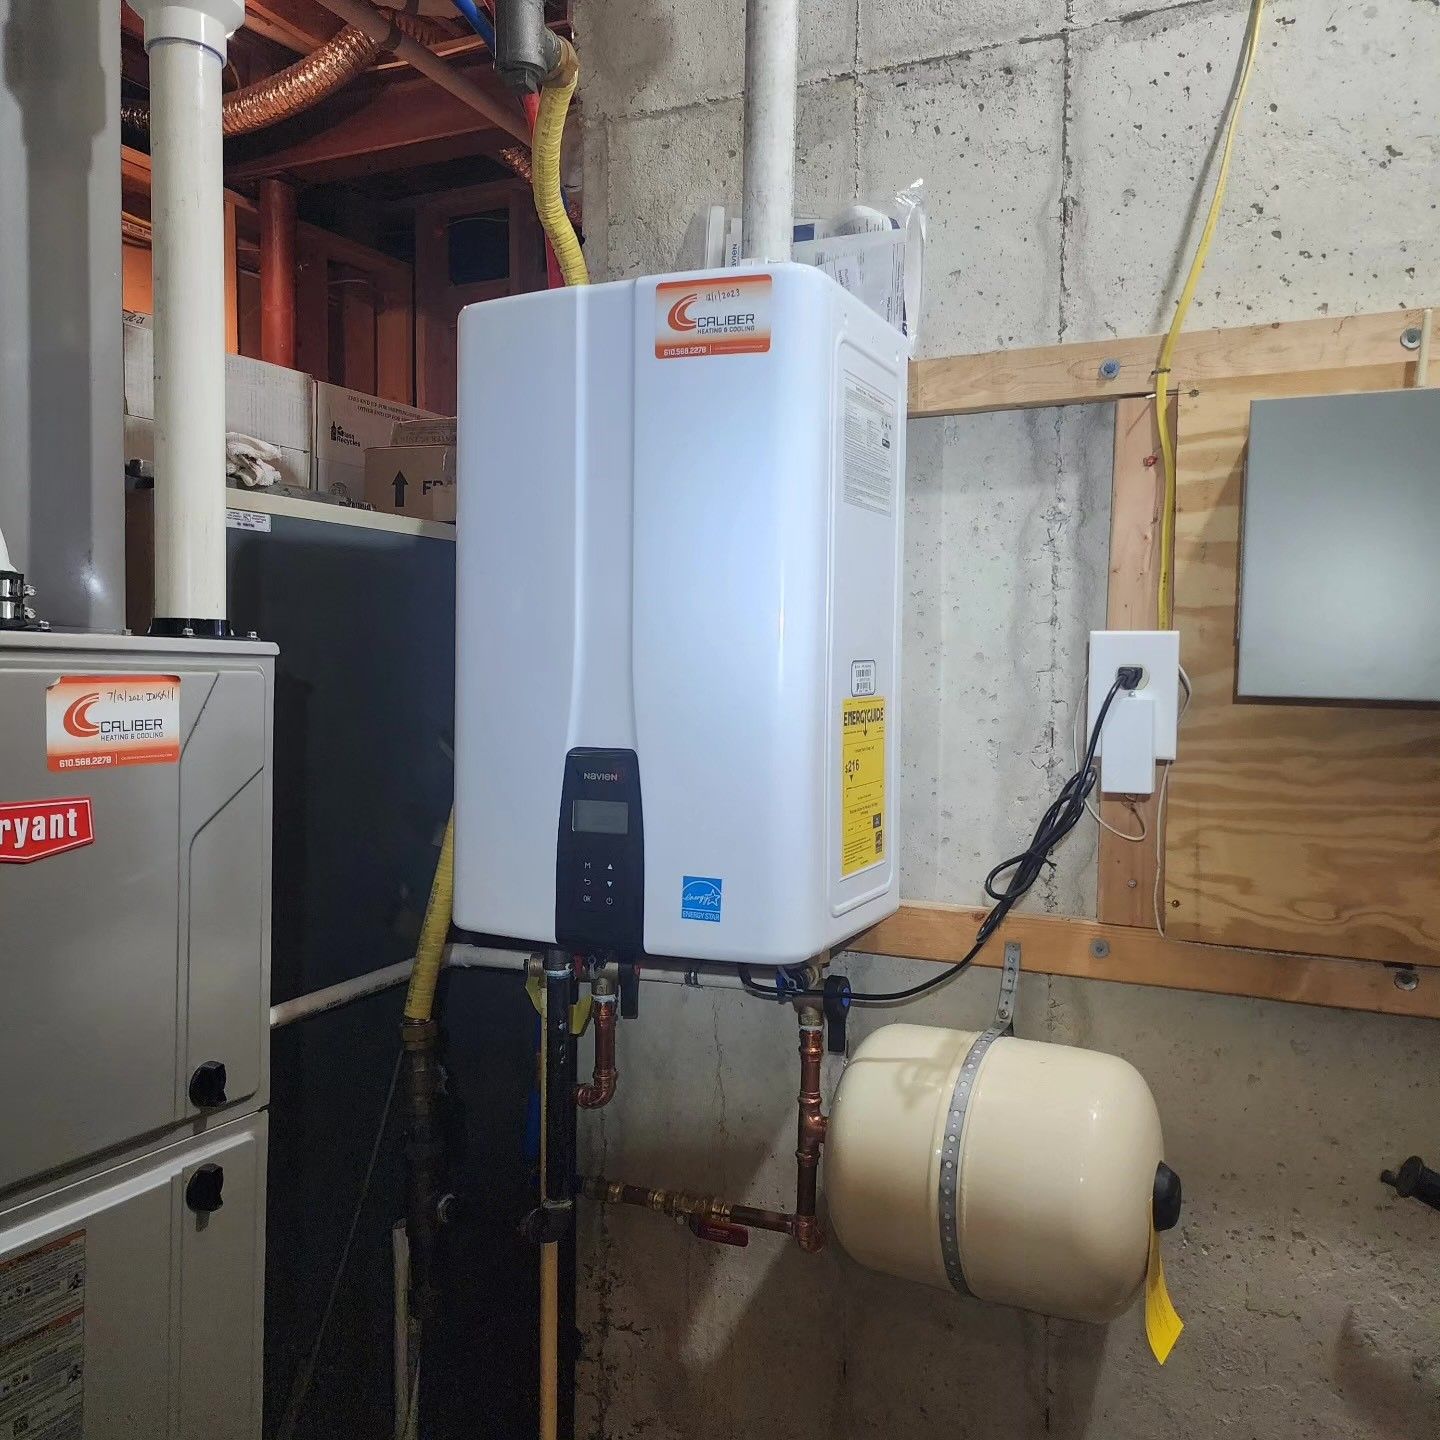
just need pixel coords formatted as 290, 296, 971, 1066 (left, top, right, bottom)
269, 945, 756, 1028
741, 0, 799, 262
135, 2, 242, 624
0, 524, 11, 573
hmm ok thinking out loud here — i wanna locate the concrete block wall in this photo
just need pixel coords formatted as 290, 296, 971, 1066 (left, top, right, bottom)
571, 1, 1440, 1435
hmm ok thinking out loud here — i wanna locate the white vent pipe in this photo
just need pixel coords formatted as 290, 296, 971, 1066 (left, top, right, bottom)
741, 0, 798, 262
130, 1, 245, 630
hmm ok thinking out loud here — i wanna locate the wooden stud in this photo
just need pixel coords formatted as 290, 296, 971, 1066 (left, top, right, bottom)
294, 236, 331, 384
849, 903, 1439, 1020
337, 270, 376, 395
908, 310, 1430, 419
1095, 395, 1172, 927
375, 281, 415, 406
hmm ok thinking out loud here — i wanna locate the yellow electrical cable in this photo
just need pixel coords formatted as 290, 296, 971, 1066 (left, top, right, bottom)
533, 39, 589, 289
403, 811, 455, 1024
1155, 0, 1267, 629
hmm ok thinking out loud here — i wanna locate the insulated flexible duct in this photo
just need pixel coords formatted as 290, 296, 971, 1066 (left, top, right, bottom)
123, 24, 383, 137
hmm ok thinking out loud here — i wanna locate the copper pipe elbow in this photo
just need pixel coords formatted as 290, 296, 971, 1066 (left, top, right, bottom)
575, 997, 617, 1109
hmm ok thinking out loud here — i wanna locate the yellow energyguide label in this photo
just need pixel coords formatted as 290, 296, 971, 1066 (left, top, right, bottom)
1145, 1224, 1184, 1364
841, 697, 886, 877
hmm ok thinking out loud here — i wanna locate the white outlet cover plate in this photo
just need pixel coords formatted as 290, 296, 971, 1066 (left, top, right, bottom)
1087, 630, 1180, 762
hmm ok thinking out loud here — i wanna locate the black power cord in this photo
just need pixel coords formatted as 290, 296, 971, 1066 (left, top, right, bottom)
739, 669, 1139, 1008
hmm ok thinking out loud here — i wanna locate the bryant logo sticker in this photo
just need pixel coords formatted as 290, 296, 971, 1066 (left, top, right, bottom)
0, 797, 94, 863
46, 675, 182, 772
655, 275, 771, 359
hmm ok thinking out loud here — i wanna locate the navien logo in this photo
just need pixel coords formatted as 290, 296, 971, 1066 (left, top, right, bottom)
582, 770, 621, 783
0, 797, 95, 863
62, 693, 101, 738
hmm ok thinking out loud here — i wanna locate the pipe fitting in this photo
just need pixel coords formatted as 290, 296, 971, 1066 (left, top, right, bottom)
575, 993, 617, 1110
494, 0, 562, 94
130, 0, 246, 60
792, 1023, 828, 1252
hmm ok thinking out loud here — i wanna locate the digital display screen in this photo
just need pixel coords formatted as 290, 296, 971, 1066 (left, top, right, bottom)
572, 798, 629, 835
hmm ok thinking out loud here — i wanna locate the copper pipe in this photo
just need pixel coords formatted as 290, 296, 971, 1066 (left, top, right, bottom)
793, 1019, 828, 1253
122, 26, 384, 139
574, 996, 617, 1110
583, 1178, 794, 1239
258, 179, 297, 369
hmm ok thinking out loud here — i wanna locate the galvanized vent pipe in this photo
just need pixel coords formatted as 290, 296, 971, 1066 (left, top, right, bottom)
741, 0, 798, 262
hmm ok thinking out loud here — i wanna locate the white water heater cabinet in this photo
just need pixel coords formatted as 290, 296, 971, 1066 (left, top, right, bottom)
454, 264, 908, 964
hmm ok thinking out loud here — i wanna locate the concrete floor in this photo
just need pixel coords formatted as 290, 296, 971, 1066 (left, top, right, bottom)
572, 0, 1440, 1434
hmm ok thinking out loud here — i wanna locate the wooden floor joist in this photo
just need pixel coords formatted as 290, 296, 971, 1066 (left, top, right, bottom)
849, 904, 1438, 1021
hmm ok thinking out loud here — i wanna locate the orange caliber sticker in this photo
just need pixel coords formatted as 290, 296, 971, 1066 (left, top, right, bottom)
46, 674, 182, 772
655, 274, 772, 359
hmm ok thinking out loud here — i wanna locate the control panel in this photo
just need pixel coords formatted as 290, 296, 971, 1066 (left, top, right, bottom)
555, 748, 643, 949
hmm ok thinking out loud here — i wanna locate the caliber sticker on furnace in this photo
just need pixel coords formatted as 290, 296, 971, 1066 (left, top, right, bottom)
841, 697, 886, 877
46, 674, 181, 772
655, 274, 772, 359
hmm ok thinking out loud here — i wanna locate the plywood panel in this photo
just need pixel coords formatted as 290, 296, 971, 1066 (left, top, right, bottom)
1163, 363, 1440, 966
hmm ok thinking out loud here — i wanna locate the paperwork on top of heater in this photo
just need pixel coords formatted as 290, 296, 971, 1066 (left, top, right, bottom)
674, 181, 927, 352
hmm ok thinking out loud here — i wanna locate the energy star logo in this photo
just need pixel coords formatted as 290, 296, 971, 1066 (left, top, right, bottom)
680, 876, 723, 923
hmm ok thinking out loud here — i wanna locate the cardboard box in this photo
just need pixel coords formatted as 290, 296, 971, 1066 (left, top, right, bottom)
363, 444, 455, 523
123, 315, 313, 457
314, 382, 434, 497
391, 416, 456, 447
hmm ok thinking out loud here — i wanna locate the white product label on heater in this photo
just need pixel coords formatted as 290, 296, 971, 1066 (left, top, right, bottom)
226, 508, 272, 533
842, 375, 897, 516
0, 1229, 86, 1439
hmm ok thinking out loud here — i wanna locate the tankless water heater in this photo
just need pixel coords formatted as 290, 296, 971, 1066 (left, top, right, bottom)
454, 264, 907, 964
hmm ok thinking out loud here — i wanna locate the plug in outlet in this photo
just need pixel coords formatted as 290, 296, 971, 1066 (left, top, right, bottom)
1086, 631, 1180, 795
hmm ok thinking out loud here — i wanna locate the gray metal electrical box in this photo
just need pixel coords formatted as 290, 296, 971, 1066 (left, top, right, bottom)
0, 632, 274, 1197
1238, 387, 1440, 704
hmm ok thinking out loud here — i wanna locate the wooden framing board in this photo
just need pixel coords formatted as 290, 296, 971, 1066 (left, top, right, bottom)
897, 304, 1439, 1013
1163, 363, 1440, 967
1095, 395, 1171, 927
909, 309, 1429, 418
850, 903, 1437, 1021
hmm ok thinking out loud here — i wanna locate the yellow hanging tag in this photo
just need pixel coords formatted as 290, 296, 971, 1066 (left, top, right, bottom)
524, 972, 593, 1035
1145, 1223, 1184, 1364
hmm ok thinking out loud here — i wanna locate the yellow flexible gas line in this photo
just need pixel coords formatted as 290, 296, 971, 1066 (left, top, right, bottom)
1155, 0, 1266, 629
532, 39, 589, 289
403, 812, 455, 1025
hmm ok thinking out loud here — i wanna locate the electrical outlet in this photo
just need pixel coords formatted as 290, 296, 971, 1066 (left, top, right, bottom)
1087, 630, 1181, 793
